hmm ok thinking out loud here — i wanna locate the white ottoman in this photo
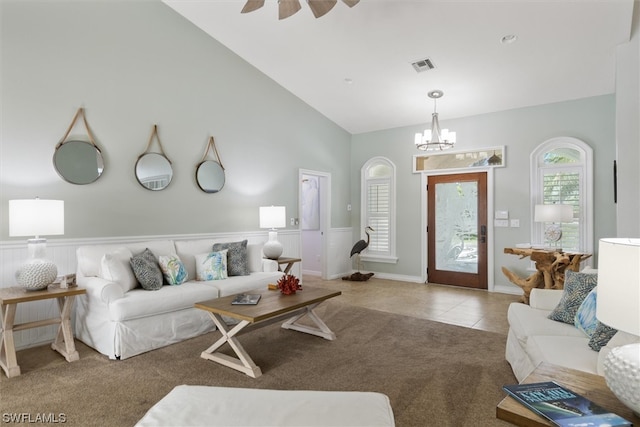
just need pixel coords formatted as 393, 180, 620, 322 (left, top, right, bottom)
136, 385, 395, 426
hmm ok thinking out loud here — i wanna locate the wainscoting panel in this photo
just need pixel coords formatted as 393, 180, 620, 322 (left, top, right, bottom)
327, 228, 354, 279
0, 230, 302, 351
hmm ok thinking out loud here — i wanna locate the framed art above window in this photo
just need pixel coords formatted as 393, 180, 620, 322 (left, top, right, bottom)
413, 146, 505, 173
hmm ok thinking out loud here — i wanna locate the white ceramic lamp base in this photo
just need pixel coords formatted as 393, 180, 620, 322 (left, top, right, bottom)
603, 343, 640, 417
16, 239, 58, 291
16, 259, 57, 290
263, 231, 283, 260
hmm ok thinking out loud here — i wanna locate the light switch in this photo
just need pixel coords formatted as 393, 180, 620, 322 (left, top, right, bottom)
495, 210, 509, 219
494, 219, 509, 227
510, 219, 520, 228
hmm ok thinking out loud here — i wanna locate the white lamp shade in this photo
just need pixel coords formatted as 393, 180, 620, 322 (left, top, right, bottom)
259, 206, 286, 229
534, 204, 573, 223
9, 199, 64, 237
596, 238, 640, 336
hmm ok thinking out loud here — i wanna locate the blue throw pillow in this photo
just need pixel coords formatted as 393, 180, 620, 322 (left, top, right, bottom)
574, 287, 598, 336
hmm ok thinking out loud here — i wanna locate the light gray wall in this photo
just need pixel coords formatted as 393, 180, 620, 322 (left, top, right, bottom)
0, 1, 352, 241
351, 95, 618, 287
615, 2, 640, 237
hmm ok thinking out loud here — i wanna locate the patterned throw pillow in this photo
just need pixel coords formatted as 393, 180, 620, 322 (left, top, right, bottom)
588, 322, 618, 351
212, 240, 249, 276
548, 270, 598, 324
158, 255, 188, 285
195, 250, 228, 281
130, 248, 164, 290
574, 287, 598, 336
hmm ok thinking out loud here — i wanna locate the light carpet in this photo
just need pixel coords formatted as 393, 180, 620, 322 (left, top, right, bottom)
0, 300, 516, 426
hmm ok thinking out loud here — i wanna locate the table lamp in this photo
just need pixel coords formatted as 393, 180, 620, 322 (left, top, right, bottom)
9, 199, 65, 290
534, 204, 573, 249
596, 238, 640, 417
259, 206, 286, 260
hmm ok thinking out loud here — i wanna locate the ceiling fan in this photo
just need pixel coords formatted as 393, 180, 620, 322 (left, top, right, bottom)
241, 0, 360, 20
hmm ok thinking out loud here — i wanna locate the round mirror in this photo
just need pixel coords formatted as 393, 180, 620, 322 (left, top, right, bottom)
196, 160, 225, 193
135, 153, 173, 191
53, 140, 105, 185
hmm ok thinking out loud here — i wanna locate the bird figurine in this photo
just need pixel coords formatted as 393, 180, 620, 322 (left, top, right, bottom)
350, 226, 374, 272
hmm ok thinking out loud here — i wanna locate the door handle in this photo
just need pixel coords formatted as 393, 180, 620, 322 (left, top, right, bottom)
480, 225, 486, 243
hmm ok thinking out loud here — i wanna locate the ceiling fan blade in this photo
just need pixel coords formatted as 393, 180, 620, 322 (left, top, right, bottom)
308, 0, 337, 18
241, 0, 265, 14
342, 0, 360, 7
279, 0, 301, 19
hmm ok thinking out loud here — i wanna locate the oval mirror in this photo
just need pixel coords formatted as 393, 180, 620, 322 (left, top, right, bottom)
135, 153, 173, 191
53, 140, 105, 185
196, 160, 225, 193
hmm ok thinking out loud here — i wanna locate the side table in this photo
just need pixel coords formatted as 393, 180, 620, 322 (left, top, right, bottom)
496, 362, 640, 426
276, 257, 302, 274
0, 284, 86, 378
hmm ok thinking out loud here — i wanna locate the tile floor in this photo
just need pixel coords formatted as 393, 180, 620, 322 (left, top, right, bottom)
303, 275, 522, 335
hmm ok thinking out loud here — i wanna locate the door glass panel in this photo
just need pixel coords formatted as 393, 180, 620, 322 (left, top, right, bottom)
435, 181, 478, 273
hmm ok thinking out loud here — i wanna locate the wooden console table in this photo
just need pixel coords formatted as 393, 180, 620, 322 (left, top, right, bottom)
497, 362, 639, 426
0, 284, 86, 377
502, 248, 591, 303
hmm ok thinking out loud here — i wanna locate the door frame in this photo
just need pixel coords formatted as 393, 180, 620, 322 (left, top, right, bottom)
298, 169, 331, 280
420, 168, 496, 291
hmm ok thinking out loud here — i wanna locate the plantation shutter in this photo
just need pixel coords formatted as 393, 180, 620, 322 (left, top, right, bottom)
541, 167, 581, 252
366, 180, 390, 254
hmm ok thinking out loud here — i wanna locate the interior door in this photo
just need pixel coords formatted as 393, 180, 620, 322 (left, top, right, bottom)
427, 172, 487, 289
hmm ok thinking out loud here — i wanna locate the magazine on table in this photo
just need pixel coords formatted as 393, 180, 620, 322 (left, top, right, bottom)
503, 381, 632, 427
231, 294, 261, 305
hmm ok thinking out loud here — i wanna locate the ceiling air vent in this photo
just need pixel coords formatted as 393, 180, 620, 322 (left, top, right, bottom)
411, 57, 435, 73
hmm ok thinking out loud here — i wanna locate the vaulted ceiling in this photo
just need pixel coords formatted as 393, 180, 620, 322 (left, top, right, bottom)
163, 0, 635, 134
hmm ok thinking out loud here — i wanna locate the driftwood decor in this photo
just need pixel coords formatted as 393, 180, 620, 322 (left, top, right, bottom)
502, 248, 592, 304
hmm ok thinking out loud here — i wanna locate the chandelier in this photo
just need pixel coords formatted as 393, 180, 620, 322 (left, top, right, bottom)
414, 90, 456, 151
242, 0, 360, 20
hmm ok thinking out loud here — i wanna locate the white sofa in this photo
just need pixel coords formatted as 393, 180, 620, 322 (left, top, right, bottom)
505, 287, 640, 382
74, 238, 284, 360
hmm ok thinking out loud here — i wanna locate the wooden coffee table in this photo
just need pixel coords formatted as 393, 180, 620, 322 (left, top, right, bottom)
195, 286, 341, 378
496, 362, 640, 426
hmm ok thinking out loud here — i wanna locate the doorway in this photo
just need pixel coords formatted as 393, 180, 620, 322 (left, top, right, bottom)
427, 172, 488, 289
299, 169, 331, 279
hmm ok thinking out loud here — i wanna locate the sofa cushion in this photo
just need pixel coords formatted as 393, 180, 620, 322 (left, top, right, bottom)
507, 302, 586, 348
212, 240, 249, 276
588, 321, 618, 351
526, 335, 598, 375
158, 255, 188, 285
548, 270, 598, 324
574, 287, 598, 336
108, 282, 219, 322
213, 272, 284, 297
247, 243, 265, 273
195, 250, 228, 281
130, 249, 164, 290
99, 247, 138, 292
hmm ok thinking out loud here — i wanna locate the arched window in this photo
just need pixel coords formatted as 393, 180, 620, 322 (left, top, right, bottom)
530, 137, 593, 253
360, 157, 397, 263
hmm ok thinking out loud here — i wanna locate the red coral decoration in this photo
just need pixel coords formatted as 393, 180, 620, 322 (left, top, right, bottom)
277, 274, 302, 295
